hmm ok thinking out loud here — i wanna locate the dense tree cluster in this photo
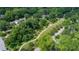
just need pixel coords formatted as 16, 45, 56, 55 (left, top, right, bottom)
0, 20, 9, 31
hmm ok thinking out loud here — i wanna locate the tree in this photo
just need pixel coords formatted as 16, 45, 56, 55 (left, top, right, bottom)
4, 10, 15, 21
0, 20, 9, 31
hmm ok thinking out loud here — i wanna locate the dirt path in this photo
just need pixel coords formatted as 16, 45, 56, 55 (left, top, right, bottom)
19, 19, 65, 51
19, 24, 52, 51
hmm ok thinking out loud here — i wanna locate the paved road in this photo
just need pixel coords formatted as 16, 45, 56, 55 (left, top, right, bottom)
0, 37, 6, 51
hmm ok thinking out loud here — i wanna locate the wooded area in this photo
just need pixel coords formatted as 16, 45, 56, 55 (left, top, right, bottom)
0, 7, 79, 51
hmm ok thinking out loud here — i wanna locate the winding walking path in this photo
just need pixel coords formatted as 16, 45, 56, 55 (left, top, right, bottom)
19, 24, 52, 51
19, 19, 65, 51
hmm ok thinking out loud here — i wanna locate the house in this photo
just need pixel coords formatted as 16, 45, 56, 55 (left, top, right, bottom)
10, 18, 25, 25
0, 14, 4, 19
